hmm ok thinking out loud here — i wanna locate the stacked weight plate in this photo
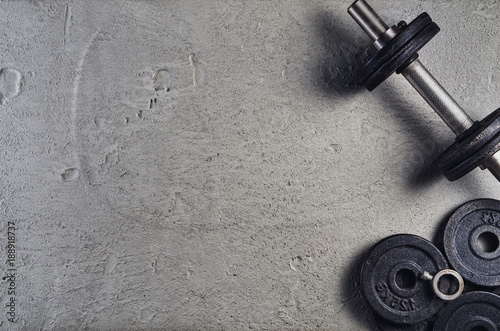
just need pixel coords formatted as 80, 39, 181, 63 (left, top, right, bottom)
361, 199, 500, 330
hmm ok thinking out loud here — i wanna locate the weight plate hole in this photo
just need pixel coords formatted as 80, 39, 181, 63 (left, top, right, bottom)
477, 231, 499, 253
395, 268, 417, 289
470, 327, 489, 331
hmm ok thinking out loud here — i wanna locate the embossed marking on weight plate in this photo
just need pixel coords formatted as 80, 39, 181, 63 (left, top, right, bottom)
481, 211, 500, 227
376, 283, 418, 311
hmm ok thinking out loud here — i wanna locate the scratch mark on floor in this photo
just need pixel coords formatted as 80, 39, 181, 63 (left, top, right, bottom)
188, 53, 207, 88
188, 54, 198, 87
104, 253, 118, 275
63, 4, 71, 44
71, 31, 99, 170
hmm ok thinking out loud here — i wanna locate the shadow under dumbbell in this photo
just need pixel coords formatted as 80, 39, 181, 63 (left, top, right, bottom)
310, 11, 373, 98
309, 11, 450, 189
376, 85, 447, 190
378, 87, 498, 192
430, 206, 454, 254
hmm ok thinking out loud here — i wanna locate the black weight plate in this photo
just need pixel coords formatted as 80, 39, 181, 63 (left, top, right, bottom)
359, 12, 440, 91
363, 22, 440, 91
435, 108, 500, 181
359, 13, 432, 82
438, 108, 500, 170
374, 313, 431, 331
433, 291, 500, 331
361, 234, 449, 324
442, 131, 500, 181
443, 199, 500, 287
359, 13, 432, 83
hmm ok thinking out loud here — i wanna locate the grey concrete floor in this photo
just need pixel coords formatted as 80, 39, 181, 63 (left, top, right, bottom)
1, 0, 499, 330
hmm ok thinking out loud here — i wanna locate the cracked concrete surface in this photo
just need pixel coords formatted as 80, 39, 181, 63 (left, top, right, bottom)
0, 0, 499, 329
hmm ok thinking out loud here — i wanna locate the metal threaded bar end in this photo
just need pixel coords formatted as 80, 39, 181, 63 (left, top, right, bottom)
348, 0, 388, 41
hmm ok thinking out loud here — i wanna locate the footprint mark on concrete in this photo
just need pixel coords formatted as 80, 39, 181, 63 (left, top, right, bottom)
104, 253, 118, 274
189, 54, 207, 88
170, 192, 186, 214
151, 253, 167, 274
0, 68, 22, 105
61, 168, 80, 182
100, 149, 119, 173
289, 256, 303, 271
151, 69, 173, 92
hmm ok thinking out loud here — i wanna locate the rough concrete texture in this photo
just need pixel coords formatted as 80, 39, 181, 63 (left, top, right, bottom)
0, 0, 499, 330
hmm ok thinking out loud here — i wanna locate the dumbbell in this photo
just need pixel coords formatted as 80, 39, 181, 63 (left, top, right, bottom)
347, 0, 500, 182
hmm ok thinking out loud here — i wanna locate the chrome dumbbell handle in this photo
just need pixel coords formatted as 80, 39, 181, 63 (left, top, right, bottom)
402, 61, 473, 136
